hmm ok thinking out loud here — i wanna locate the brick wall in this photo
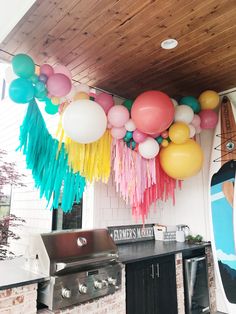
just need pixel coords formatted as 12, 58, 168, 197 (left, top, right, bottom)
205, 247, 217, 313
0, 283, 37, 314
38, 267, 126, 314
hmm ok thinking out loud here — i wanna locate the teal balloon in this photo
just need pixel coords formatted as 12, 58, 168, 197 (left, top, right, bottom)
131, 140, 136, 150
125, 131, 133, 140
45, 103, 59, 115
123, 136, 130, 143
35, 81, 46, 93
12, 54, 35, 79
123, 99, 133, 112
180, 96, 200, 113
9, 78, 35, 103
29, 74, 39, 84
156, 136, 163, 144
167, 137, 171, 143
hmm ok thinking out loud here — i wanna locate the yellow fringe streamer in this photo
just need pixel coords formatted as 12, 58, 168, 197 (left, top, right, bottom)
56, 118, 112, 183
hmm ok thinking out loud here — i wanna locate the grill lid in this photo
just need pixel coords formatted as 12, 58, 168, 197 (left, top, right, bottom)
30, 229, 118, 276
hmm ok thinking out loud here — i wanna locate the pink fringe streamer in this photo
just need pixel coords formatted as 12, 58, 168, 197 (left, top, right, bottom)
113, 140, 182, 223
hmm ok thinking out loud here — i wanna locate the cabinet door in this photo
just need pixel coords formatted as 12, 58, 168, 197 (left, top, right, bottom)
154, 255, 178, 314
126, 259, 157, 314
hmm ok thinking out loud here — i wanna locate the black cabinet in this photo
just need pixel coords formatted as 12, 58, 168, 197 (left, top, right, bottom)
126, 255, 178, 314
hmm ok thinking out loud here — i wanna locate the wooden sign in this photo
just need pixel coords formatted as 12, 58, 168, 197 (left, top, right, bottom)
108, 224, 154, 244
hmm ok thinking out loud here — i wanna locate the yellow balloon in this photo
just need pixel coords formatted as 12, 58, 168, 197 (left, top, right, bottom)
51, 97, 60, 105
160, 139, 203, 180
73, 92, 89, 101
169, 122, 190, 144
198, 90, 219, 110
161, 139, 169, 147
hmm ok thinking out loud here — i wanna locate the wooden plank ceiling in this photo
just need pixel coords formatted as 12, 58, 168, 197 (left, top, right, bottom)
1, 0, 236, 99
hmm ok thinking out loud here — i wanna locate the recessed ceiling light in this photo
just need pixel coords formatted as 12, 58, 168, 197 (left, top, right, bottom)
161, 38, 178, 50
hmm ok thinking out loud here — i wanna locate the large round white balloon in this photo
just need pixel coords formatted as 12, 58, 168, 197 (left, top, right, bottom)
138, 137, 160, 159
174, 105, 194, 124
62, 100, 107, 144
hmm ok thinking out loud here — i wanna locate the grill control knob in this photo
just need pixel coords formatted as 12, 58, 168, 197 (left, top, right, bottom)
108, 277, 117, 286
61, 288, 71, 299
94, 280, 103, 289
79, 284, 88, 294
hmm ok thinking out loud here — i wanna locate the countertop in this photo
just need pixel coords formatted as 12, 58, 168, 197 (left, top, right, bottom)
0, 257, 47, 290
118, 240, 211, 263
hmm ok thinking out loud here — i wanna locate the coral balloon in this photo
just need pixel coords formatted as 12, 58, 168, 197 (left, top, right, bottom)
199, 90, 219, 110
131, 91, 174, 134
54, 64, 72, 79
160, 139, 204, 180
125, 119, 136, 131
62, 100, 107, 144
12, 54, 35, 79
191, 114, 201, 128
133, 130, 147, 143
40, 64, 54, 77
47, 73, 72, 97
138, 137, 160, 159
180, 96, 200, 113
74, 92, 89, 101
108, 105, 130, 127
169, 122, 190, 144
174, 105, 194, 124
95, 92, 114, 114
199, 109, 218, 129
111, 127, 126, 139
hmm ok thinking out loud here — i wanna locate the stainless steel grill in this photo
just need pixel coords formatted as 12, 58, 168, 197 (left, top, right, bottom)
30, 229, 122, 310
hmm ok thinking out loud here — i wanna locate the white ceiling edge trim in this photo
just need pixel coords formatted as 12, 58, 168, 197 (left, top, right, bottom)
0, 0, 36, 44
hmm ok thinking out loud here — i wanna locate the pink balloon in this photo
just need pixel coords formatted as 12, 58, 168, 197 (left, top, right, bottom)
199, 110, 218, 129
47, 73, 72, 97
40, 64, 54, 77
95, 92, 114, 114
108, 105, 130, 127
191, 114, 201, 128
133, 129, 147, 143
195, 125, 202, 134
111, 127, 126, 139
54, 64, 72, 79
107, 122, 112, 129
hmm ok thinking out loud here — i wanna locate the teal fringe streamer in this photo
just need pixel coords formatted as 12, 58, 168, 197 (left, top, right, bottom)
17, 100, 86, 212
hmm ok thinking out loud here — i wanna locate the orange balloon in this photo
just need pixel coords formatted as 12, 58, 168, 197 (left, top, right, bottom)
73, 91, 89, 101
35, 65, 40, 75
198, 90, 219, 110
160, 139, 203, 180
51, 97, 60, 105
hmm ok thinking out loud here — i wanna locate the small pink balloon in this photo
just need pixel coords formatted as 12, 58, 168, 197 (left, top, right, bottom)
47, 73, 72, 97
107, 122, 112, 129
195, 125, 202, 134
108, 105, 130, 127
161, 130, 169, 138
191, 114, 201, 128
54, 64, 72, 79
133, 129, 147, 143
95, 92, 114, 114
199, 109, 218, 129
40, 64, 54, 77
111, 127, 126, 139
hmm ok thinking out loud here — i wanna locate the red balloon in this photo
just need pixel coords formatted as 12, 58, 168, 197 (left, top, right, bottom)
131, 91, 174, 134
199, 109, 218, 129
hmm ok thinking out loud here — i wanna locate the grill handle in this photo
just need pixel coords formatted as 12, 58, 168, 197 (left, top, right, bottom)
55, 254, 118, 273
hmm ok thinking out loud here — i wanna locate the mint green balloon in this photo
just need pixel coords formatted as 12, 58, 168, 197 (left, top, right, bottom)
123, 99, 133, 112
12, 54, 35, 79
45, 103, 59, 115
9, 78, 35, 103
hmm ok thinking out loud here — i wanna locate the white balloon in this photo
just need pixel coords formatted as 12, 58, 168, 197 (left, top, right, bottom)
125, 119, 136, 132
174, 105, 194, 124
188, 124, 196, 138
76, 83, 90, 94
5, 66, 17, 84
62, 100, 107, 144
171, 98, 178, 107
138, 137, 160, 159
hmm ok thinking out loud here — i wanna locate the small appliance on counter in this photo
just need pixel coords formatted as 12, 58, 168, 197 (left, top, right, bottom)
176, 224, 190, 242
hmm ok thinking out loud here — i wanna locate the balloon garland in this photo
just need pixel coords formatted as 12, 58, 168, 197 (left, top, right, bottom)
6, 53, 220, 222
